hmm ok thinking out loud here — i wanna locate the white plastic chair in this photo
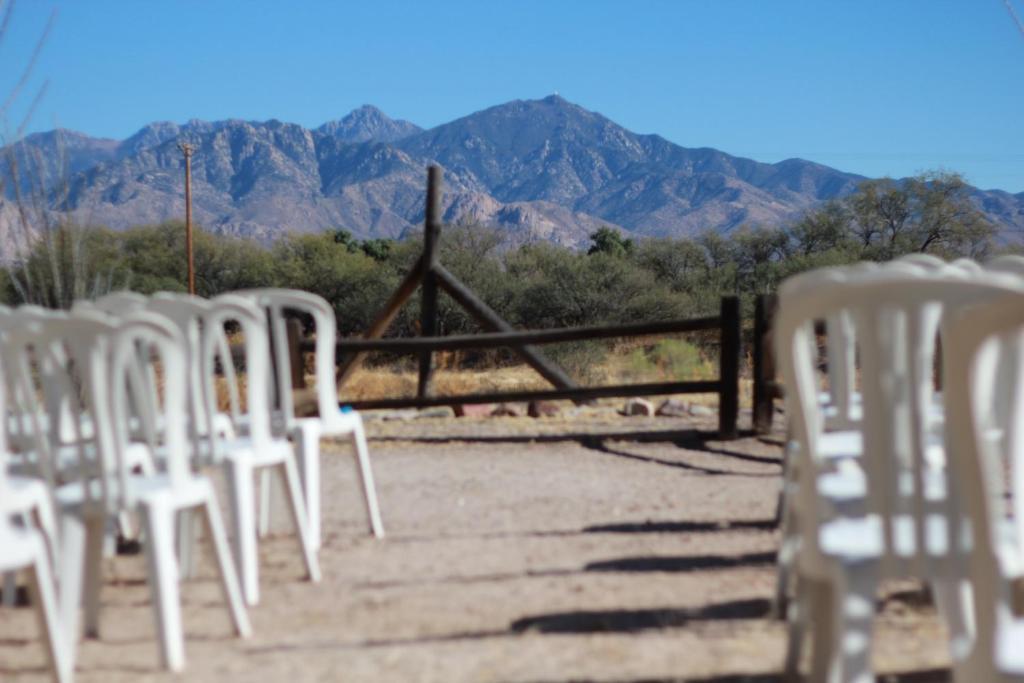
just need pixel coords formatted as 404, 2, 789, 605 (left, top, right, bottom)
773, 259, 934, 617
777, 266, 1024, 682
197, 294, 321, 606
0, 347, 71, 683
34, 310, 251, 672
942, 286, 1024, 682
0, 306, 63, 608
239, 288, 384, 547
772, 257, 992, 604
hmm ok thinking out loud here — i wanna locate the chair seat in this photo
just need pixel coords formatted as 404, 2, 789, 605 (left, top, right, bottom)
822, 462, 948, 497
808, 429, 947, 469
216, 436, 292, 467
818, 514, 1021, 574
55, 470, 213, 512
4, 475, 52, 513
319, 410, 362, 438
819, 431, 862, 460
10, 440, 156, 482
0, 525, 47, 572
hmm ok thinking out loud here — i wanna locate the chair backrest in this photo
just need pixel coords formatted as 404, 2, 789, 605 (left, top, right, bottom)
1, 308, 88, 486
980, 257, 1024, 442
787, 259, 924, 430
105, 311, 193, 495
92, 290, 149, 314
4, 310, 118, 506
0, 305, 33, 451
942, 288, 1024, 675
7, 306, 86, 449
236, 288, 340, 430
0, 315, 28, 548
898, 252, 947, 269
202, 295, 274, 449
143, 293, 242, 438
76, 294, 163, 437
987, 254, 1024, 277
0, 313, 14, 506
777, 265, 1024, 571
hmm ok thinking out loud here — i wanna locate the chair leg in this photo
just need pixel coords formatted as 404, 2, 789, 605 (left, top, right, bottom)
276, 459, 321, 583
295, 428, 321, 550
826, 567, 877, 683
225, 458, 260, 606
260, 465, 292, 538
934, 577, 975, 665
783, 574, 808, 681
1, 571, 16, 607
257, 467, 274, 538
349, 421, 384, 538
773, 503, 798, 620
58, 512, 105, 642
116, 509, 138, 544
809, 577, 838, 682
81, 516, 107, 639
27, 551, 73, 683
140, 502, 185, 672
198, 496, 252, 638
30, 497, 60, 571
176, 509, 198, 580
58, 513, 86, 648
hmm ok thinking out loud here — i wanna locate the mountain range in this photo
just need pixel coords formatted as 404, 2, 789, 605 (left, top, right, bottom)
2, 95, 1022, 255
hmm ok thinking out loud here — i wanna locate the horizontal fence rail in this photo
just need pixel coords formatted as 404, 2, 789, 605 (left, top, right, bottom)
341, 381, 723, 411
301, 317, 721, 354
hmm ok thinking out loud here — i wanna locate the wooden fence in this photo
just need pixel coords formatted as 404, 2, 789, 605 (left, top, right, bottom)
300, 297, 742, 438
289, 167, 747, 439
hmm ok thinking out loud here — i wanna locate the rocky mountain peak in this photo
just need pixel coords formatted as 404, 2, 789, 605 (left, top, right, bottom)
317, 105, 422, 144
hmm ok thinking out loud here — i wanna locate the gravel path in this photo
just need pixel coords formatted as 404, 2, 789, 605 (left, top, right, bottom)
0, 416, 952, 682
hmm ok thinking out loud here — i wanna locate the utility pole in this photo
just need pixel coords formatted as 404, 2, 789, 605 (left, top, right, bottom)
177, 141, 196, 294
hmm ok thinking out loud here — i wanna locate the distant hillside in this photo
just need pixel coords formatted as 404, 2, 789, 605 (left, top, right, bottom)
2, 95, 1022, 253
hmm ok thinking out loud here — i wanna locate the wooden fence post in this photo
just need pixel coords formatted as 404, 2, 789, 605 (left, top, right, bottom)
752, 293, 777, 434
417, 166, 443, 398
718, 296, 740, 439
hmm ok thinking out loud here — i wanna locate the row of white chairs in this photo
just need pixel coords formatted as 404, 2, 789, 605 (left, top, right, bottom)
1, 288, 384, 681
775, 254, 1024, 682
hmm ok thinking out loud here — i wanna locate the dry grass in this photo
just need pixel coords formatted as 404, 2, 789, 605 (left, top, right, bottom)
335, 352, 756, 409
339, 364, 550, 402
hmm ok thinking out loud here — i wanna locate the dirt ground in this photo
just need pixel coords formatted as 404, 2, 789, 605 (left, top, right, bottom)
0, 410, 953, 682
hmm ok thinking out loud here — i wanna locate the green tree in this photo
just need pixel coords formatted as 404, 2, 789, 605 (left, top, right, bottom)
587, 226, 635, 257
359, 238, 395, 262
272, 232, 397, 336
632, 237, 706, 293
332, 228, 361, 253
844, 172, 995, 258
789, 200, 855, 256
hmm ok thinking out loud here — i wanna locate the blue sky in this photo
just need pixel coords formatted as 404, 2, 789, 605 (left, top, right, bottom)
3, 0, 1024, 192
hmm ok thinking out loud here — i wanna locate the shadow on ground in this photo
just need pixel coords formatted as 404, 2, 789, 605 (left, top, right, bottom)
507, 671, 951, 683
510, 598, 772, 634
582, 439, 779, 478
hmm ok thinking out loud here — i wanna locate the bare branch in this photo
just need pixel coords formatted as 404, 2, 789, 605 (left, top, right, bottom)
0, 1, 16, 51
1007, 0, 1024, 40
0, 7, 56, 117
